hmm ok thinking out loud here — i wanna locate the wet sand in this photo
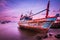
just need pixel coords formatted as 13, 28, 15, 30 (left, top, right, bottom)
0, 22, 60, 40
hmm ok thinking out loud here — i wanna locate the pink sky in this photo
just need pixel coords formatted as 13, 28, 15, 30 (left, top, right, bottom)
0, 0, 60, 21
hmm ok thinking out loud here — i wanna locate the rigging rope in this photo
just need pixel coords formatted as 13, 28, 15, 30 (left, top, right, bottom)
30, 9, 47, 16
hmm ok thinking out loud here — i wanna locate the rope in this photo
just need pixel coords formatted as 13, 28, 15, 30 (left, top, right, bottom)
30, 9, 47, 16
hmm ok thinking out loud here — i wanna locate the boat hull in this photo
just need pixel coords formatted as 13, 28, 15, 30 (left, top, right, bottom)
18, 22, 48, 33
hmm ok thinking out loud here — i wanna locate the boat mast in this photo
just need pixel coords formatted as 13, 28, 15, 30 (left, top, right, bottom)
46, 0, 50, 18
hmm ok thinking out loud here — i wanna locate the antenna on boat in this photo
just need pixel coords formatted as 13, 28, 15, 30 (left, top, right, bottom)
46, 0, 50, 18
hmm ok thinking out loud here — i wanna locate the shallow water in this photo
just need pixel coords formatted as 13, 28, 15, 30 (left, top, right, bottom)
0, 22, 60, 40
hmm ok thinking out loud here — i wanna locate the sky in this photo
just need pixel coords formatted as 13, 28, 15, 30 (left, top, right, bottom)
0, 0, 60, 20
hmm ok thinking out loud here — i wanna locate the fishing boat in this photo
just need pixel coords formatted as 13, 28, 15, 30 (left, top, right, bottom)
18, 0, 59, 35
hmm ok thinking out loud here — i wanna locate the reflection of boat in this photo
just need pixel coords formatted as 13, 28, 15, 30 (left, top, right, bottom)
18, 0, 59, 37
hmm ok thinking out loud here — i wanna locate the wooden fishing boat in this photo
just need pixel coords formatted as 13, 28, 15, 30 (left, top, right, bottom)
18, 0, 60, 38
18, 0, 59, 36
18, 17, 58, 33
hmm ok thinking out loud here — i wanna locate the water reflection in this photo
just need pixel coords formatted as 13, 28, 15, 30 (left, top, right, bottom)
0, 22, 37, 40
